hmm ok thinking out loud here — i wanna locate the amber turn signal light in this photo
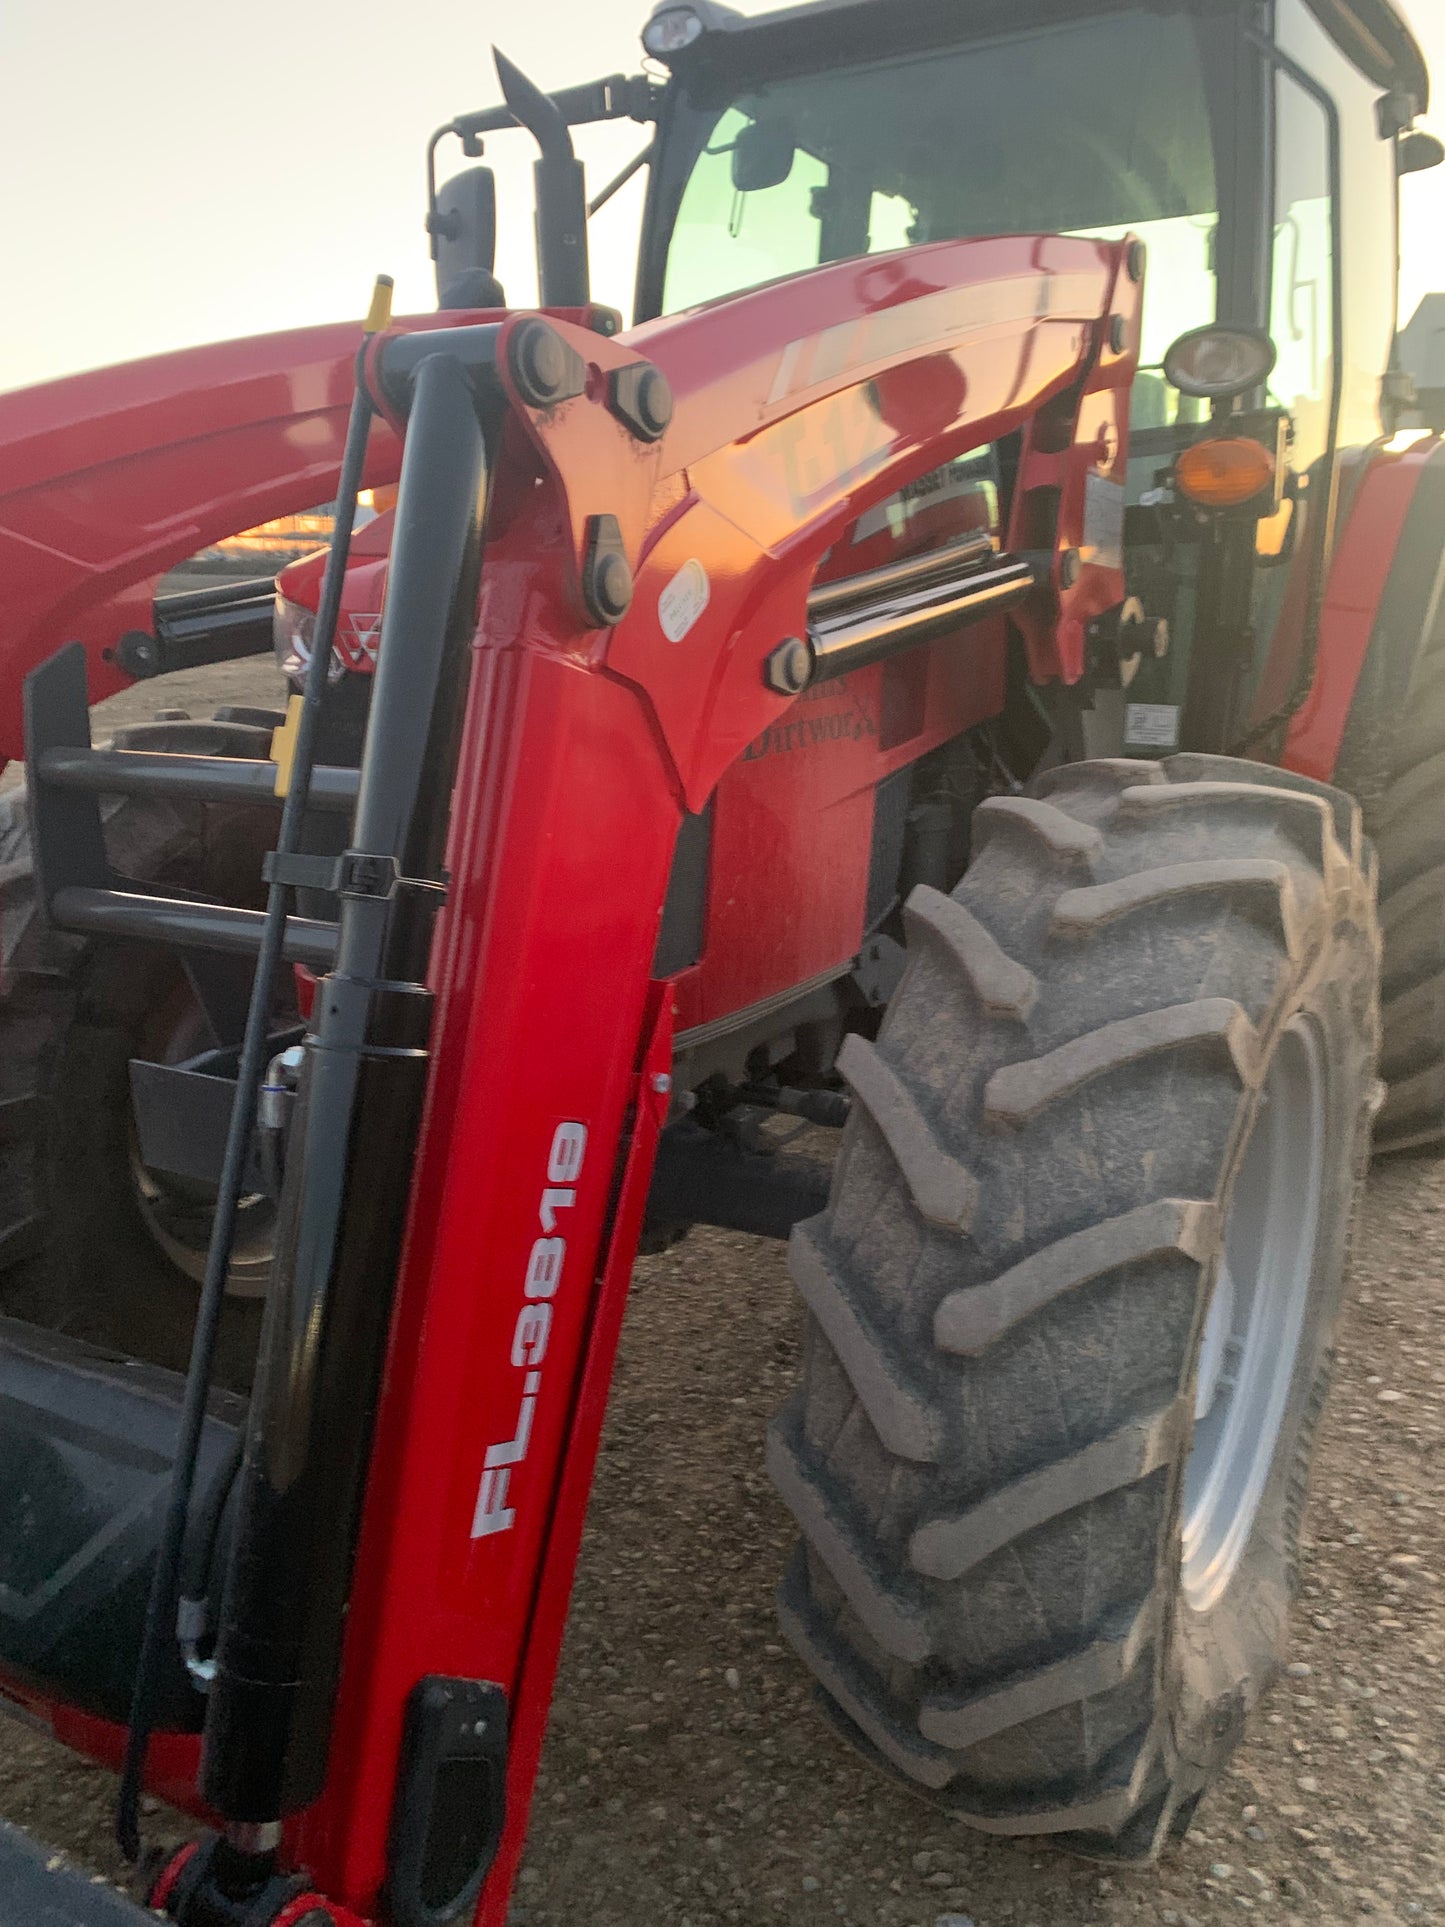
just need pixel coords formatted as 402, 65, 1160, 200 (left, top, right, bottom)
1175, 437, 1276, 509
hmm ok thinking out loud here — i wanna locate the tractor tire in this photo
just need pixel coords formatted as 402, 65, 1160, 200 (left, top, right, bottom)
0, 778, 284, 1390
1368, 642, 1445, 1151
770, 755, 1379, 1856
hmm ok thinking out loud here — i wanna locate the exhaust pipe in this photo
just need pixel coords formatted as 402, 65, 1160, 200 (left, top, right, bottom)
493, 47, 591, 308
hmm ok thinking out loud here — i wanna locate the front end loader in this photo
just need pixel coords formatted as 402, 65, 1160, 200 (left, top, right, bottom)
0, 0, 1437, 1920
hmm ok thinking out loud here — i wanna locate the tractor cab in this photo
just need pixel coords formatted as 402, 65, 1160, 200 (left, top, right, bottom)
396, 0, 1434, 766
624, 0, 1431, 754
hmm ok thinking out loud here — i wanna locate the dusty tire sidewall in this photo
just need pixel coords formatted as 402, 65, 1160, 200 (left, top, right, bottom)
0, 787, 274, 1383
1168, 894, 1378, 1781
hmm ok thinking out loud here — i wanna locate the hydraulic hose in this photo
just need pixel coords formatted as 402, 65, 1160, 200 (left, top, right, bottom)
115, 276, 396, 1864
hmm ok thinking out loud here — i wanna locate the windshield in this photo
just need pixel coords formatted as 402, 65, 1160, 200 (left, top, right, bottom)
658, 9, 1219, 421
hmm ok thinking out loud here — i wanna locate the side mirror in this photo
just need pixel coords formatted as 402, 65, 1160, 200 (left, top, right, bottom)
732, 121, 795, 193
1400, 130, 1445, 176
431, 165, 498, 304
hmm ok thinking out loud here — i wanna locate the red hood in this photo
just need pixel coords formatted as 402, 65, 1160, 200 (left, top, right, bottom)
278, 508, 395, 672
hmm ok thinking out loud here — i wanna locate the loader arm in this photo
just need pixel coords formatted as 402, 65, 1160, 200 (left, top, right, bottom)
290, 232, 1139, 1916
0, 313, 504, 763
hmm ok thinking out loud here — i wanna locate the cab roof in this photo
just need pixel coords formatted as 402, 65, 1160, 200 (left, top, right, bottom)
645, 0, 1429, 114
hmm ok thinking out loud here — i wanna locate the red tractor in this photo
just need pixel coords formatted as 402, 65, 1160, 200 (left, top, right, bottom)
0, 0, 1438, 1919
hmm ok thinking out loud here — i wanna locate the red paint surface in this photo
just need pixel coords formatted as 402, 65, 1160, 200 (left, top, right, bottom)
1283, 437, 1442, 781
5, 236, 1135, 1923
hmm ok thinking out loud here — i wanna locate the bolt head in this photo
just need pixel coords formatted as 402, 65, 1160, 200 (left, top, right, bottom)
765, 636, 812, 695
590, 550, 633, 624
1108, 313, 1128, 353
651, 1072, 673, 1095
1127, 239, 1147, 283
636, 367, 674, 438
522, 327, 565, 397
511, 319, 584, 407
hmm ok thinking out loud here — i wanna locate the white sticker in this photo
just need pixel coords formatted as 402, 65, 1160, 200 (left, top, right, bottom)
1083, 473, 1125, 572
659, 560, 710, 643
1124, 703, 1180, 749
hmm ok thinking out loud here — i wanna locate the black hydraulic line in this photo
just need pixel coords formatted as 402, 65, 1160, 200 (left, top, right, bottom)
115, 277, 395, 1865
37, 745, 359, 812
199, 342, 491, 1828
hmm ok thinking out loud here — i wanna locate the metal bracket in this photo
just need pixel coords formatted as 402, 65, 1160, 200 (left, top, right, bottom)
24, 643, 111, 911
581, 514, 633, 626
261, 850, 349, 893
261, 849, 448, 905
607, 362, 673, 444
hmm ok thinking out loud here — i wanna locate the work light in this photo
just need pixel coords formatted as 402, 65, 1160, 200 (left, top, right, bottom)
643, 5, 704, 55
1163, 324, 1277, 402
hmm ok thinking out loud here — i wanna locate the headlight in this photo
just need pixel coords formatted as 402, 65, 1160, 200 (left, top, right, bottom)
273, 593, 316, 679
642, 5, 703, 56
1162, 325, 1276, 402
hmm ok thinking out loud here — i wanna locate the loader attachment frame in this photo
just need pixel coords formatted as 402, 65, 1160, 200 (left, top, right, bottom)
0, 231, 1138, 1925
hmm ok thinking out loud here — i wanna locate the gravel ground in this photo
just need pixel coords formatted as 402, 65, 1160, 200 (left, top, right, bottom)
0, 663, 1442, 1925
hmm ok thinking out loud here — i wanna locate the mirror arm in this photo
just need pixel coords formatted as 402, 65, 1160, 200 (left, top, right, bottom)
588, 144, 655, 218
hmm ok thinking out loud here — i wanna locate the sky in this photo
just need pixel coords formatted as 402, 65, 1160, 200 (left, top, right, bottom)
0, 0, 1441, 393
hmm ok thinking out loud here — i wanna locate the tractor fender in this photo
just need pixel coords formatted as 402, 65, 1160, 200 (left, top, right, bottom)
1283, 436, 1445, 789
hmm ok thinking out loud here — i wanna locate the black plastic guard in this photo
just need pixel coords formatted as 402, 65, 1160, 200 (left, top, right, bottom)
386, 1677, 509, 1927
0, 1317, 243, 1729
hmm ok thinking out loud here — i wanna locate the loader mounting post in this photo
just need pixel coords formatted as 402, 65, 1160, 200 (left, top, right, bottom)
198, 332, 497, 1852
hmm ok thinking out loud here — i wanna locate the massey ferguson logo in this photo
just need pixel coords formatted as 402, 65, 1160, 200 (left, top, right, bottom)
471, 1121, 588, 1539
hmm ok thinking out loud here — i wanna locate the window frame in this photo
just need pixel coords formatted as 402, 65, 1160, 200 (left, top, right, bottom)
634, 5, 1248, 328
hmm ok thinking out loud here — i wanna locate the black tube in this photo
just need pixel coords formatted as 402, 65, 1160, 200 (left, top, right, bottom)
116, 338, 380, 1865
200, 347, 490, 1824
375, 325, 502, 415
588, 142, 654, 216
493, 49, 590, 308
38, 747, 358, 812
51, 887, 337, 972
117, 577, 279, 679
1180, 516, 1259, 752
449, 71, 656, 142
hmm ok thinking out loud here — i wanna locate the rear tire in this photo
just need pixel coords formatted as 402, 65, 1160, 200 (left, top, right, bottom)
0, 781, 281, 1388
771, 755, 1378, 1853
1369, 643, 1445, 1151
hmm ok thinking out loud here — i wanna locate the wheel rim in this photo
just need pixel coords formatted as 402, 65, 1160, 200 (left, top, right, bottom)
127, 987, 275, 1301
1181, 1016, 1326, 1613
